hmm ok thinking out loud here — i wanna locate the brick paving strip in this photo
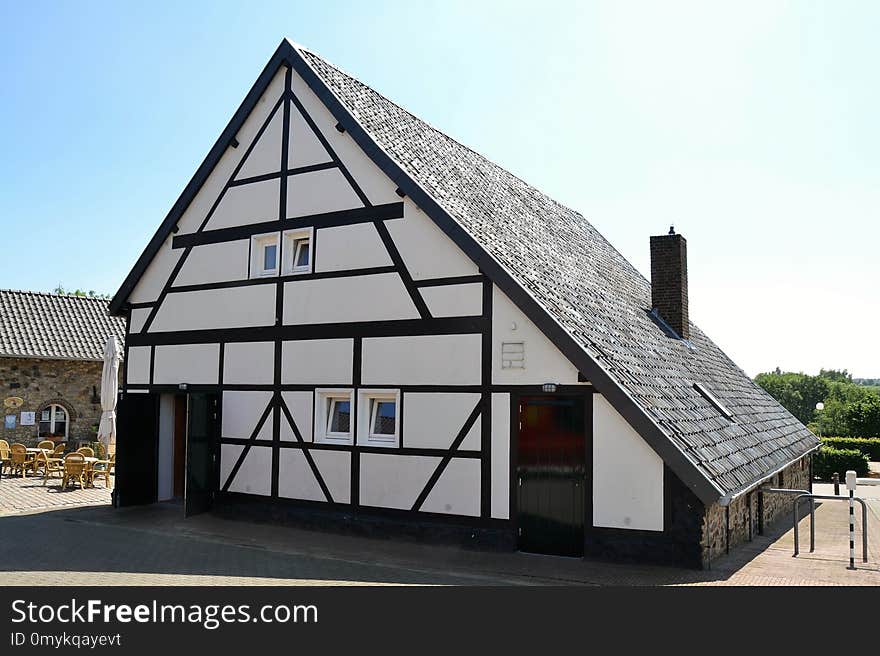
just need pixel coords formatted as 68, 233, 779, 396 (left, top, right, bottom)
1, 476, 878, 586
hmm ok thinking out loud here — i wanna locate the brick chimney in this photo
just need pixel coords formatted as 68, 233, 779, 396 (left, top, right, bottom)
650, 227, 689, 339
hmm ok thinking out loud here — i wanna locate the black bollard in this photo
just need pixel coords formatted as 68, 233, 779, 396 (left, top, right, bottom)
832, 472, 840, 495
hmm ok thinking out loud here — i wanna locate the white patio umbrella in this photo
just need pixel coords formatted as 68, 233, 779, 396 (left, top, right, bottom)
97, 335, 121, 455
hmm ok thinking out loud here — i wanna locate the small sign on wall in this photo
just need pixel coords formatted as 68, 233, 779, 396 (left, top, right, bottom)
20, 411, 35, 426
4, 415, 15, 430
3, 397, 24, 409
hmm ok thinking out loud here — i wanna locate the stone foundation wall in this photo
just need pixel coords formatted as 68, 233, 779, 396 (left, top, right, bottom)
0, 357, 108, 447
701, 455, 812, 568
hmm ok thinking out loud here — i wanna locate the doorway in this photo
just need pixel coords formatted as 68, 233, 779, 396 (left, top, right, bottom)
516, 395, 587, 557
184, 392, 219, 517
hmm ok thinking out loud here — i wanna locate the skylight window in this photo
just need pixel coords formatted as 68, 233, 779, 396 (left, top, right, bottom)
693, 382, 734, 421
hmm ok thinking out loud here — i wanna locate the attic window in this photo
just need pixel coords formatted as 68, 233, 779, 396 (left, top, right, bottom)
282, 227, 313, 275
693, 382, 734, 421
250, 232, 280, 278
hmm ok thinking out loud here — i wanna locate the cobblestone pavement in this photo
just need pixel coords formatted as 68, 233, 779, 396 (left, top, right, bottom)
0, 470, 112, 513
0, 476, 878, 586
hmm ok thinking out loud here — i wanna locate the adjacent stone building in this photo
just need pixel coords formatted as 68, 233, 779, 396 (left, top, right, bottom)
0, 290, 125, 447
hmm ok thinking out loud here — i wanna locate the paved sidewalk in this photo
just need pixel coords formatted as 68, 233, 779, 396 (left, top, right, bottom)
0, 503, 877, 586
0, 471, 112, 513
0, 477, 877, 586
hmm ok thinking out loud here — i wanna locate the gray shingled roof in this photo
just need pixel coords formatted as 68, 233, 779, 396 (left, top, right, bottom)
298, 47, 819, 499
0, 290, 125, 362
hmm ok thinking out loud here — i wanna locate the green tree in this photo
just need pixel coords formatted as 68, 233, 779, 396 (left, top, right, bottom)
819, 368, 852, 383
754, 371, 830, 425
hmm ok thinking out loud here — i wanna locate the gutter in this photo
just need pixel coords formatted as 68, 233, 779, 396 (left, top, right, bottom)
717, 443, 821, 507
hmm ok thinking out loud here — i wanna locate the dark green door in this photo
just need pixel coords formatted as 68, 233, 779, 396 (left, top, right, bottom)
516, 396, 587, 556
114, 392, 158, 507
185, 393, 219, 517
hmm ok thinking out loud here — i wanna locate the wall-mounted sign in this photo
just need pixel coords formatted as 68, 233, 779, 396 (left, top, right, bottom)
3, 397, 24, 409
4, 415, 15, 430
20, 411, 35, 426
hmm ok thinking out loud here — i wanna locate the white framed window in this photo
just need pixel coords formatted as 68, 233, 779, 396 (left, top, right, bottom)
38, 404, 68, 438
314, 388, 354, 444
282, 227, 313, 275
250, 232, 280, 278
357, 389, 400, 447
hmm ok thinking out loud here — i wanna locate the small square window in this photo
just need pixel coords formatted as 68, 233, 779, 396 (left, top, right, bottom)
314, 389, 354, 445
250, 232, 280, 278
357, 389, 400, 447
282, 227, 314, 275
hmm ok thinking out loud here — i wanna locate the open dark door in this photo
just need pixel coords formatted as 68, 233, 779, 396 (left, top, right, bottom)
184, 392, 219, 517
114, 393, 159, 507
516, 396, 587, 557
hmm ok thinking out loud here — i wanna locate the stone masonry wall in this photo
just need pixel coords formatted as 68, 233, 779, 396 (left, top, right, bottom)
701, 455, 811, 568
0, 357, 107, 447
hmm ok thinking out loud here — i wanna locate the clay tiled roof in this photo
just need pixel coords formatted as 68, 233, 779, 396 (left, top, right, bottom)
0, 290, 125, 361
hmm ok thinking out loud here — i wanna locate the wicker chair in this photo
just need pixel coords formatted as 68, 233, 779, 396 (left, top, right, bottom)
77, 446, 95, 458
60, 453, 87, 490
52, 443, 66, 458
37, 440, 55, 451
9, 443, 35, 478
40, 450, 65, 485
0, 440, 10, 474
91, 453, 115, 488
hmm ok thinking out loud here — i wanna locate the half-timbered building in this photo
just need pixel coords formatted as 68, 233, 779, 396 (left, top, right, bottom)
109, 39, 818, 567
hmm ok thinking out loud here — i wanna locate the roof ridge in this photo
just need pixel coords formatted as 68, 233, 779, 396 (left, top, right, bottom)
0, 289, 111, 303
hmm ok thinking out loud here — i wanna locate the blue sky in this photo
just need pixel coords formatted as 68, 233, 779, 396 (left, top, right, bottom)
1, 1, 877, 376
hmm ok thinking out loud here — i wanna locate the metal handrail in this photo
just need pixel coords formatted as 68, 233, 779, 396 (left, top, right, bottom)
793, 493, 868, 563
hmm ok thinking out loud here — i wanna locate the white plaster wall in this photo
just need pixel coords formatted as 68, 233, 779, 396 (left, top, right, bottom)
129, 308, 151, 334
154, 344, 219, 385
421, 458, 480, 517
362, 334, 482, 385
222, 391, 273, 440
287, 168, 362, 218
384, 202, 480, 281
421, 283, 482, 318
312, 450, 350, 504
281, 391, 313, 441
126, 346, 151, 385
291, 73, 402, 206
174, 240, 249, 287
223, 341, 275, 385
288, 102, 333, 168
128, 237, 182, 304
282, 273, 417, 325
492, 285, 580, 385
175, 68, 285, 235
359, 453, 439, 510
151, 285, 276, 332
235, 108, 283, 180
278, 449, 324, 502
402, 393, 481, 450
221, 444, 271, 496
313, 223, 392, 273
281, 339, 352, 385
491, 393, 510, 520
205, 179, 280, 231
157, 393, 174, 502
592, 395, 664, 531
